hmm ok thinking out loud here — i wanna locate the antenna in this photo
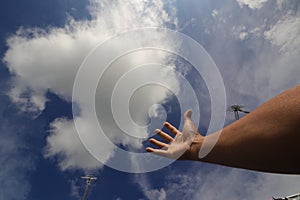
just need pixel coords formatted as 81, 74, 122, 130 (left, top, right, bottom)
227, 105, 250, 120
81, 176, 98, 200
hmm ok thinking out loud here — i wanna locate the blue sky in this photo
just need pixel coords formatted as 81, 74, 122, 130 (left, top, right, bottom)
1, 0, 300, 200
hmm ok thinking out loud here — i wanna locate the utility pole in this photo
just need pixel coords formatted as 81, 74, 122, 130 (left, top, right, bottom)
81, 176, 97, 200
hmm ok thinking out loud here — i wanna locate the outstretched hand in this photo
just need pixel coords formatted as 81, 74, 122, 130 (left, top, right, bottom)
146, 110, 204, 160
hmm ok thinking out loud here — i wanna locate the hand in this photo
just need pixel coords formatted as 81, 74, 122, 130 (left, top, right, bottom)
146, 110, 204, 160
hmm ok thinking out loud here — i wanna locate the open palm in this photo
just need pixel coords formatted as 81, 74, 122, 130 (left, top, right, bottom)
146, 110, 204, 160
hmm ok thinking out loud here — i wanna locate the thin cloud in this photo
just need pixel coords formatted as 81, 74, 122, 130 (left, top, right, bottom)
236, 0, 269, 9
134, 1, 300, 199
0, 106, 35, 199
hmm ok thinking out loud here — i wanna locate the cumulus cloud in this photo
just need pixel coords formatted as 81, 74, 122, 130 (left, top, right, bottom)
4, 0, 180, 171
44, 117, 103, 171
4, 1, 300, 199
4, 0, 179, 114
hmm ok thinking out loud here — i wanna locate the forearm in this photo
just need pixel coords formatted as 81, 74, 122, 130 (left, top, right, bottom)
198, 84, 300, 174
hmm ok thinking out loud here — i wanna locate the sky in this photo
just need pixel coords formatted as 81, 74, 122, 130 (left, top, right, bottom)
0, 0, 300, 199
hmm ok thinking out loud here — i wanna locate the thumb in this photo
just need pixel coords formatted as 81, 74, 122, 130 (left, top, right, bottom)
182, 109, 196, 143
184, 109, 192, 120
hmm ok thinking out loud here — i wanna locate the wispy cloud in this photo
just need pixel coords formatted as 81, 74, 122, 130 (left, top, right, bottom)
135, 174, 167, 200
139, 164, 300, 200
236, 0, 269, 9
190, 0, 300, 112
3, 0, 300, 199
0, 100, 35, 199
191, 168, 300, 200
134, 1, 300, 199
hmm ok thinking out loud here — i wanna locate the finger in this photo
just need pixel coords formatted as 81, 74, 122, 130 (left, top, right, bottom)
146, 147, 168, 157
164, 122, 181, 136
146, 147, 155, 152
155, 129, 174, 143
149, 138, 169, 148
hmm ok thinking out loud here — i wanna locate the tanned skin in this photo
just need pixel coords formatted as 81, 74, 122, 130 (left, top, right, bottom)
146, 84, 300, 174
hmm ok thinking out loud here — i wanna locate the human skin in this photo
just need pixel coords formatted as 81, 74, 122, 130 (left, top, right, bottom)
146, 84, 300, 174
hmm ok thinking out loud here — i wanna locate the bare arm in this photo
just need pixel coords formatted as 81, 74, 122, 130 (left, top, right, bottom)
146, 84, 300, 174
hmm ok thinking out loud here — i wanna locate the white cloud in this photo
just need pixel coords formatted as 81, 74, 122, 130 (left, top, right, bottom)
2, 1, 300, 200
4, 0, 179, 171
164, 172, 202, 200
193, 168, 300, 200
236, 0, 269, 9
232, 25, 249, 41
4, 0, 178, 112
239, 31, 248, 40
150, 2, 300, 199
150, 166, 300, 200
262, 14, 300, 93
276, 0, 286, 9
197, 0, 300, 110
135, 174, 167, 200
69, 180, 81, 199
264, 15, 300, 55
212, 9, 218, 18
144, 188, 167, 200
8, 86, 47, 115
44, 118, 103, 171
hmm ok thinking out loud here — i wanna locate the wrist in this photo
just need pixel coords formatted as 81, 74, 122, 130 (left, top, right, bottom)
188, 137, 203, 161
